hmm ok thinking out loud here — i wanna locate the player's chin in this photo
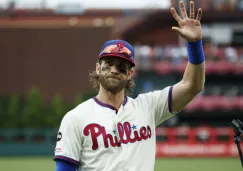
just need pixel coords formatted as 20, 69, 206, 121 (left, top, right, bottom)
105, 82, 126, 91
105, 86, 124, 94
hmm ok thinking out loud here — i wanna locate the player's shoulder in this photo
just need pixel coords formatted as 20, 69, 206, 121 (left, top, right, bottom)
131, 86, 171, 103
67, 98, 94, 117
59, 98, 95, 127
69, 98, 94, 115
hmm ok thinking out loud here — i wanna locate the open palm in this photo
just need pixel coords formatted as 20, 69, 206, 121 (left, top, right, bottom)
171, 1, 202, 42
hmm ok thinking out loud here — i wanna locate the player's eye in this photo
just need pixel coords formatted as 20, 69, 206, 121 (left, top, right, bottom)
118, 65, 127, 74
105, 61, 113, 66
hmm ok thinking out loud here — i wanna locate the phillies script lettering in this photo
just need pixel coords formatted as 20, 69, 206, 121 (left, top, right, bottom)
83, 122, 152, 150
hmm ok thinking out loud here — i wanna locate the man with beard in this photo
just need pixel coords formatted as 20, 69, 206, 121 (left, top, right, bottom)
54, 1, 205, 171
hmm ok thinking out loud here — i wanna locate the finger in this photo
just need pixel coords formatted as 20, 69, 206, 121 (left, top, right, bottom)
196, 8, 202, 21
172, 27, 182, 35
171, 7, 182, 23
190, 1, 195, 19
179, 0, 188, 18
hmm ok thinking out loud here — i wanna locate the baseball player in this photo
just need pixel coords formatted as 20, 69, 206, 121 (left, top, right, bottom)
54, 1, 205, 171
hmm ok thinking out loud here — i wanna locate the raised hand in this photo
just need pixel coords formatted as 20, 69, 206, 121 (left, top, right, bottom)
171, 0, 202, 42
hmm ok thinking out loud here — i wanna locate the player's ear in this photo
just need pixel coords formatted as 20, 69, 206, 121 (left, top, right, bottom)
128, 68, 134, 80
96, 62, 100, 75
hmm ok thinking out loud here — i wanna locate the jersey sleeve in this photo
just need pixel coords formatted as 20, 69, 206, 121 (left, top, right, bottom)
136, 86, 174, 127
54, 112, 82, 166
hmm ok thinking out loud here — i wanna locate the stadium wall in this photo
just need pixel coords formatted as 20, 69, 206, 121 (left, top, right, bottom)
0, 27, 112, 102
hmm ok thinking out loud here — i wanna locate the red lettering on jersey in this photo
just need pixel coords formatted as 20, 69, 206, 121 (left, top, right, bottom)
83, 122, 152, 150
114, 136, 121, 147
140, 127, 148, 139
118, 122, 129, 144
102, 132, 121, 148
147, 126, 152, 138
83, 123, 102, 150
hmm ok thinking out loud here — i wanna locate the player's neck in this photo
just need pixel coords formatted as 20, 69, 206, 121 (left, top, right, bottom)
96, 88, 125, 110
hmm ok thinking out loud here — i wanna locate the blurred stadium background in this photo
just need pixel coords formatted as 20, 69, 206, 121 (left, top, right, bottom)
0, 0, 243, 171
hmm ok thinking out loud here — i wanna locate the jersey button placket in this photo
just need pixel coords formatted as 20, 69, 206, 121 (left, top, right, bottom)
115, 107, 123, 143
117, 104, 127, 147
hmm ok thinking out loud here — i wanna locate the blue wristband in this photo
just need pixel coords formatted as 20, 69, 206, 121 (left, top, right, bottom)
187, 39, 205, 65
56, 160, 77, 171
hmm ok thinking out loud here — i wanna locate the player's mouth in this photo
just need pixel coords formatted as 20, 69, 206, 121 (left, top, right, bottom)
106, 75, 121, 80
107, 76, 121, 80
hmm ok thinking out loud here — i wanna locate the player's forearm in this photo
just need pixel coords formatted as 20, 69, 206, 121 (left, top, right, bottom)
171, 39, 205, 112
181, 39, 205, 93
182, 40, 205, 94
182, 61, 205, 93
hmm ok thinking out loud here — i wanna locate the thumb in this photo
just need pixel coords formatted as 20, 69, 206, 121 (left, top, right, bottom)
172, 27, 182, 35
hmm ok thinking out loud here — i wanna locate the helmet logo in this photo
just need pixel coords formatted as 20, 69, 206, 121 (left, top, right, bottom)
117, 42, 125, 52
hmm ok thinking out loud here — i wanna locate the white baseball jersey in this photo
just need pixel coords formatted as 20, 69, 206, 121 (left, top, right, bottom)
54, 86, 175, 171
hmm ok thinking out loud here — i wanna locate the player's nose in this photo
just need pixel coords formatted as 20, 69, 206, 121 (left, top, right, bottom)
110, 65, 119, 73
